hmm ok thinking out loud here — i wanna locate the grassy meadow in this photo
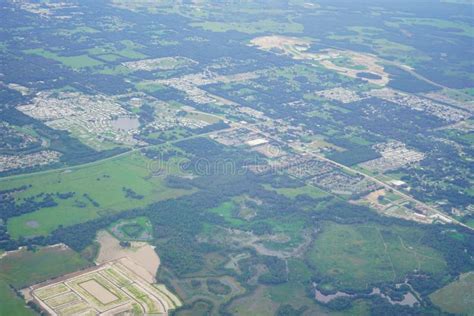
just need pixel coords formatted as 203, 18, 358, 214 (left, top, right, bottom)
2, 152, 194, 238
308, 222, 446, 290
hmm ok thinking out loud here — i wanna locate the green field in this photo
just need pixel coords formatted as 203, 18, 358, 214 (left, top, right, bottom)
95, 54, 122, 62
55, 26, 99, 36
208, 201, 245, 227
0, 246, 89, 289
430, 272, 474, 315
271, 184, 329, 199
307, 222, 446, 290
262, 216, 307, 250
0, 280, 34, 316
191, 19, 303, 34
24, 48, 103, 69
0, 246, 90, 315
228, 283, 369, 316
466, 219, 474, 229
388, 17, 474, 37
2, 152, 194, 238
115, 40, 148, 59
135, 81, 169, 93
87, 40, 148, 60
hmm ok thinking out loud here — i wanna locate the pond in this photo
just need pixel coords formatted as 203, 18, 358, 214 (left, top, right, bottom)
313, 283, 419, 307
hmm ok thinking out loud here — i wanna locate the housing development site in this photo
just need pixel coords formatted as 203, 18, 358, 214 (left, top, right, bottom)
1, 1, 474, 315
23, 258, 181, 315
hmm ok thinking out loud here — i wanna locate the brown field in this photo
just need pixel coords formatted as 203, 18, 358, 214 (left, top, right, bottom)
95, 230, 160, 283
25, 258, 181, 315
79, 280, 119, 305
22, 231, 181, 315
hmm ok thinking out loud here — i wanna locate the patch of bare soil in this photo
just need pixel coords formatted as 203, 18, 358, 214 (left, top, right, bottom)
250, 35, 390, 86
249, 35, 311, 53
95, 230, 160, 283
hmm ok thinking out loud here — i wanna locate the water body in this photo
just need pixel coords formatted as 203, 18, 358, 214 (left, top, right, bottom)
357, 72, 382, 80
313, 283, 419, 307
315, 288, 352, 303
370, 287, 419, 307
111, 117, 140, 131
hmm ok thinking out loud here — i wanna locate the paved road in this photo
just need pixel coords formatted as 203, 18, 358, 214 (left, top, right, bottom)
0, 125, 237, 182
318, 41, 473, 100
244, 123, 472, 231
2, 65, 470, 232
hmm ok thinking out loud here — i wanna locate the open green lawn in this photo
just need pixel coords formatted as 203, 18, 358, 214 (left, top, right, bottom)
466, 219, 474, 229
272, 184, 329, 199
135, 81, 169, 93
0, 246, 89, 289
185, 112, 221, 124
2, 152, 194, 238
88, 40, 148, 60
228, 284, 369, 316
430, 272, 474, 315
0, 246, 89, 315
116, 40, 148, 59
389, 17, 474, 37
55, 26, 99, 36
0, 280, 35, 316
191, 19, 303, 34
24, 48, 103, 69
263, 216, 307, 250
95, 54, 123, 62
208, 201, 245, 227
307, 222, 446, 290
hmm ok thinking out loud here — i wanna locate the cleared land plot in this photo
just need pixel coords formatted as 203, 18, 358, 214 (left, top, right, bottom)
28, 259, 181, 316
35, 283, 70, 300
95, 230, 160, 283
44, 292, 80, 308
2, 152, 194, 238
430, 272, 474, 315
79, 280, 118, 305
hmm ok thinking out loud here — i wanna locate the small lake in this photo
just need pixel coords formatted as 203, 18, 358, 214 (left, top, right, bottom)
357, 72, 382, 80
314, 283, 419, 307
111, 117, 140, 131
370, 287, 419, 307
